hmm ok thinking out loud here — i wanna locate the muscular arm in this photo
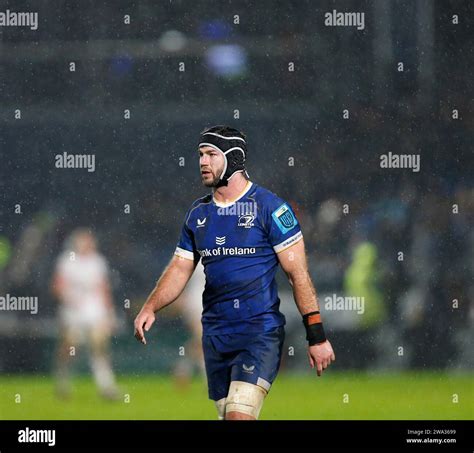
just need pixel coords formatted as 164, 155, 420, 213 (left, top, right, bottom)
277, 237, 335, 376
134, 254, 196, 344
144, 255, 196, 312
277, 238, 319, 315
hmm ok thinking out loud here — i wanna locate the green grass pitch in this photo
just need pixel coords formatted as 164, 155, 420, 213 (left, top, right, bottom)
0, 372, 472, 420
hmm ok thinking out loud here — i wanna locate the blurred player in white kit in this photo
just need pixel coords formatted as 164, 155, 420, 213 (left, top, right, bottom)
51, 228, 119, 399
173, 261, 206, 386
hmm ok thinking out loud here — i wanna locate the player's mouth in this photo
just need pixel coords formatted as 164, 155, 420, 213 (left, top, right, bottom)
201, 169, 212, 177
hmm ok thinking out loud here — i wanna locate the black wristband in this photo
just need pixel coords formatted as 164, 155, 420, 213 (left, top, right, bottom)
303, 311, 327, 346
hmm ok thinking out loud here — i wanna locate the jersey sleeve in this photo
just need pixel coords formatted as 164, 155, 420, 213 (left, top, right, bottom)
174, 210, 200, 262
264, 196, 303, 253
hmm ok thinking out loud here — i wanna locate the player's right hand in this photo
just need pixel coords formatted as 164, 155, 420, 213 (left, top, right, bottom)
134, 308, 155, 345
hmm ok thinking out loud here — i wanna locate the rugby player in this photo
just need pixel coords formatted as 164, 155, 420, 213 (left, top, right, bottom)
134, 125, 335, 420
172, 261, 206, 386
52, 229, 119, 399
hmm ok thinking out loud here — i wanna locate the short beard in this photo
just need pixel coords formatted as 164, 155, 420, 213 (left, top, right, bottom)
202, 173, 221, 188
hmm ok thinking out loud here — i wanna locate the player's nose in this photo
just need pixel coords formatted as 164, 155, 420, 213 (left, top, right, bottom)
200, 154, 211, 166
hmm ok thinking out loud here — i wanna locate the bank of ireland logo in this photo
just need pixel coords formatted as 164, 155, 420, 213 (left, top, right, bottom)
238, 214, 255, 228
271, 203, 298, 234
215, 236, 226, 245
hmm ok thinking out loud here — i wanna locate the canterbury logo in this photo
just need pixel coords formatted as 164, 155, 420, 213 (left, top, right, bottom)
242, 364, 255, 372
215, 236, 226, 245
197, 218, 206, 227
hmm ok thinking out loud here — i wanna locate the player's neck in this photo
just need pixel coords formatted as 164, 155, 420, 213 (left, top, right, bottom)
213, 174, 250, 205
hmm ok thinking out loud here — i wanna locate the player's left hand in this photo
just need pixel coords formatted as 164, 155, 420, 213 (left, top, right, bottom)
307, 340, 335, 377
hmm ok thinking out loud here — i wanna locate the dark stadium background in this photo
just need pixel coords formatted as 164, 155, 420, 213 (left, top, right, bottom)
0, 0, 472, 420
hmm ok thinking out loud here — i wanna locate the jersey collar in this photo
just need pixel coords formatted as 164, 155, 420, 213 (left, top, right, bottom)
213, 181, 253, 208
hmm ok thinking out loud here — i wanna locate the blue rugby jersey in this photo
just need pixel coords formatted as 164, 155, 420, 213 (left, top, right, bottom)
174, 181, 303, 335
